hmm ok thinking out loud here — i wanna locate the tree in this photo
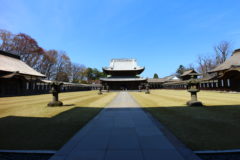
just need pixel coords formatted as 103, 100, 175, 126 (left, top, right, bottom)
214, 41, 231, 65
78, 65, 87, 81
99, 71, 107, 78
38, 50, 58, 80
196, 55, 215, 77
195, 41, 231, 77
84, 68, 94, 82
176, 65, 186, 78
54, 51, 72, 82
11, 33, 44, 69
71, 63, 86, 83
56, 72, 69, 82
188, 63, 195, 70
92, 68, 105, 80
0, 29, 14, 51
153, 73, 159, 78
83, 67, 106, 83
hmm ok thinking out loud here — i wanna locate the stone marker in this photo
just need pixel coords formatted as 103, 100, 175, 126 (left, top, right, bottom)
145, 83, 150, 94
187, 74, 203, 106
48, 81, 63, 106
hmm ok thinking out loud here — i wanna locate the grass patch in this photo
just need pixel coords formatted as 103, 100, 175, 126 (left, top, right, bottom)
130, 89, 240, 150
0, 91, 117, 150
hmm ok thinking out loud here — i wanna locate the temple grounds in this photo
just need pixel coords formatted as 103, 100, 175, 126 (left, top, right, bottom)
1, 89, 240, 153
130, 89, 240, 151
0, 91, 117, 150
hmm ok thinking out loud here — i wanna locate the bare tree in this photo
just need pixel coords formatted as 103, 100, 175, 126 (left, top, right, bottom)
54, 51, 72, 82
71, 63, 86, 83
0, 29, 14, 51
214, 41, 231, 65
78, 65, 87, 81
188, 63, 195, 70
196, 55, 215, 77
38, 50, 58, 79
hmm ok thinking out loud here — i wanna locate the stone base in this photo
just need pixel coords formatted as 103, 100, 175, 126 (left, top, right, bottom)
48, 101, 63, 107
98, 92, 102, 95
187, 100, 203, 107
145, 91, 150, 94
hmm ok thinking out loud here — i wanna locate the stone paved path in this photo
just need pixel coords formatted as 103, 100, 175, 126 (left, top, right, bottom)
50, 92, 188, 160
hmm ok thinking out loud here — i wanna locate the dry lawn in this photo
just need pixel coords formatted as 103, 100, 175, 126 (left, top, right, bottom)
131, 89, 240, 151
0, 91, 117, 150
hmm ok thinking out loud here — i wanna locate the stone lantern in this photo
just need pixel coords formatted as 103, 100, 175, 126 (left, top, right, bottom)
138, 84, 142, 92
145, 83, 150, 94
187, 74, 203, 106
48, 81, 63, 106
98, 86, 103, 95
106, 85, 110, 92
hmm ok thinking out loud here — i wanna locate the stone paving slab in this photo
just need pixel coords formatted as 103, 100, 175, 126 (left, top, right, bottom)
49, 91, 199, 160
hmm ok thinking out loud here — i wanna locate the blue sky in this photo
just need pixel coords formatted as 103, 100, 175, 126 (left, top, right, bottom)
1, 0, 240, 77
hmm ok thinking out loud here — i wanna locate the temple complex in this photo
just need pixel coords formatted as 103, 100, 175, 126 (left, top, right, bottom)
100, 59, 147, 90
148, 75, 179, 89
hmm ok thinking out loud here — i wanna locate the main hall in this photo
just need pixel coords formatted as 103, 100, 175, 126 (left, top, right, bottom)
100, 59, 147, 90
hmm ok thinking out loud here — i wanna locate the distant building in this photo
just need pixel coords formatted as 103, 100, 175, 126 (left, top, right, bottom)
148, 75, 180, 89
100, 59, 147, 90
162, 70, 199, 89
0, 50, 45, 96
180, 69, 198, 80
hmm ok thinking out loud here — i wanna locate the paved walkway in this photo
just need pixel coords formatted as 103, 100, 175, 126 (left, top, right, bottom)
50, 92, 189, 160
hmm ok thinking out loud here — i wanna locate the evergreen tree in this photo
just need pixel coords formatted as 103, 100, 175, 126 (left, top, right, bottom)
176, 65, 186, 78
153, 73, 159, 78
